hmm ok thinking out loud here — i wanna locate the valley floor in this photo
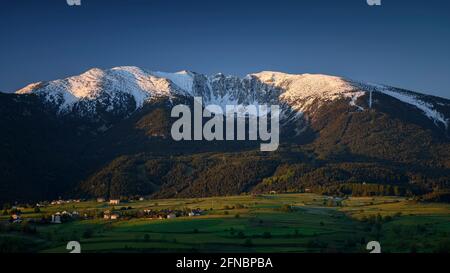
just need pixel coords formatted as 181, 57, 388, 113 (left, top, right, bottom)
1, 194, 449, 253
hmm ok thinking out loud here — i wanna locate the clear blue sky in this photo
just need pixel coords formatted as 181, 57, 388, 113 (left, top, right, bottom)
1, 0, 449, 98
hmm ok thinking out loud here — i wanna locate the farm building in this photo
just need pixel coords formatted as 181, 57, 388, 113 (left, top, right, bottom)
109, 199, 121, 205
167, 213, 177, 219
51, 214, 62, 224
103, 210, 120, 220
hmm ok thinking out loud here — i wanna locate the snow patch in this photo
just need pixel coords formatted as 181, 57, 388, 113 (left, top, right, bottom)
346, 91, 365, 111
14, 67, 449, 131
367, 83, 448, 128
151, 70, 194, 94
15, 66, 179, 113
253, 72, 366, 113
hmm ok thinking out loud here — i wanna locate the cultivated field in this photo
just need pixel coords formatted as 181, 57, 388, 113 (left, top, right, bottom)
1, 194, 449, 253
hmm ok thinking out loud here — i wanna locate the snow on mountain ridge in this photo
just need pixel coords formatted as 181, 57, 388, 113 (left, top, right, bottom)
16, 66, 183, 112
14, 67, 449, 128
360, 82, 449, 128
251, 71, 365, 112
151, 70, 194, 94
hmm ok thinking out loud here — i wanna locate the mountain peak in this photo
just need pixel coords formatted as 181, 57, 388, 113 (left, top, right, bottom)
150, 70, 195, 94
11, 66, 449, 129
251, 71, 355, 97
15, 66, 179, 113
251, 71, 359, 108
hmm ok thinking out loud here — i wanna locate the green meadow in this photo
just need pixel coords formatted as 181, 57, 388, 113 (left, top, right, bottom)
1, 194, 449, 253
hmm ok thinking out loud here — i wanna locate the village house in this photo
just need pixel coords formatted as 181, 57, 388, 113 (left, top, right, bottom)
48, 211, 78, 224
109, 199, 121, 205
103, 210, 111, 219
103, 210, 120, 220
50, 199, 72, 205
97, 198, 105, 203
11, 214, 20, 220
11, 213, 22, 224
188, 209, 203, 217
51, 214, 62, 224
167, 213, 177, 219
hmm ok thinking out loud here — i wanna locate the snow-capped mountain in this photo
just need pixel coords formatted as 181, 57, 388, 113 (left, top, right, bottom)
14, 66, 450, 130
16, 67, 185, 117
2, 66, 450, 203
